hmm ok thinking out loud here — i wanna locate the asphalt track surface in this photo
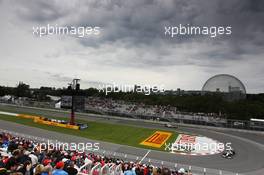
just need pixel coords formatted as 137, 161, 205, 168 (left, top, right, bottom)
0, 104, 263, 175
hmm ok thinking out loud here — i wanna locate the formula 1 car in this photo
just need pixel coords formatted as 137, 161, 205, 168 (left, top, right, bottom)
164, 123, 178, 128
222, 149, 235, 159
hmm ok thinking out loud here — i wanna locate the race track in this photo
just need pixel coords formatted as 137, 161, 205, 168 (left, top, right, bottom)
0, 104, 263, 175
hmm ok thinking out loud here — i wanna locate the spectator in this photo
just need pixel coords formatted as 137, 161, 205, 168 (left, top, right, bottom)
52, 161, 68, 175
65, 161, 77, 175
34, 164, 44, 175
161, 167, 171, 175
17, 160, 32, 175
42, 166, 52, 175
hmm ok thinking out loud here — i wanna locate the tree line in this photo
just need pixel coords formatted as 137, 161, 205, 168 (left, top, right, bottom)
0, 82, 264, 120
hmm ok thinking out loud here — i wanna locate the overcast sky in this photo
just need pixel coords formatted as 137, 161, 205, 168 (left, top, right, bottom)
0, 0, 263, 93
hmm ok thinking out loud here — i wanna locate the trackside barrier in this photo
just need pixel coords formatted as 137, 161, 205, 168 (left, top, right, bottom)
109, 163, 117, 175
33, 117, 80, 130
77, 162, 93, 174
90, 162, 102, 175
100, 164, 110, 175
114, 164, 123, 175
78, 163, 122, 175
0, 110, 80, 130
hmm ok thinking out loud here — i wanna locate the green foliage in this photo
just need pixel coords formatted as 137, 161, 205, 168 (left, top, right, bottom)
14, 82, 31, 97
1, 84, 264, 120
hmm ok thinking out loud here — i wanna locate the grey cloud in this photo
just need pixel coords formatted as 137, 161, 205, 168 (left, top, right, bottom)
71, 0, 264, 68
1, 0, 264, 93
11, 0, 264, 53
45, 72, 73, 83
14, 0, 70, 23
46, 71, 109, 88
11, 0, 264, 42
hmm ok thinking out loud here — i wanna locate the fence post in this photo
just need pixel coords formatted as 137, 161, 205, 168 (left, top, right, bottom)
100, 164, 109, 175
90, 163, 101, 175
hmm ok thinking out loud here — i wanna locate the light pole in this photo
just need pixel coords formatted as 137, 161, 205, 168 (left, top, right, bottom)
68, 78, 80, 125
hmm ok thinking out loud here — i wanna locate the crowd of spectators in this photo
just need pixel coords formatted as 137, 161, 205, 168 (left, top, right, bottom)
0, 95, 225, 124
85, 97, 177, 118
85, 97, 226, 124
0, 132, 192, 175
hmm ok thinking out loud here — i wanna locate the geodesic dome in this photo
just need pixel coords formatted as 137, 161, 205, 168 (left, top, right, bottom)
202, 74, 246, 94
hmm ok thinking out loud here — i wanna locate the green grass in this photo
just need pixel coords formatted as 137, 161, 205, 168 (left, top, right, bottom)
0, 114, 178, 152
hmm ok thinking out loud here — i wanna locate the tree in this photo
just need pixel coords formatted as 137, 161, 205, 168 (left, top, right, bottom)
14, 82, 31, 97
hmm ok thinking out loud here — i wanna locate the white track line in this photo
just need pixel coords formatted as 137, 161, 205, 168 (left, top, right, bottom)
139, 150, 151, 163
0, 111, 18, 116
